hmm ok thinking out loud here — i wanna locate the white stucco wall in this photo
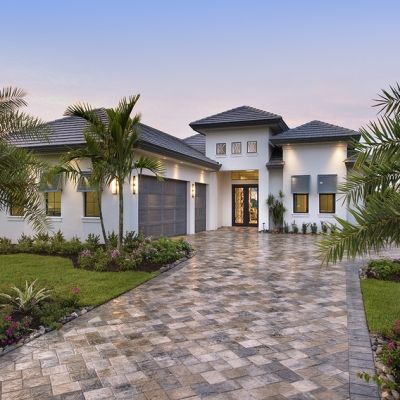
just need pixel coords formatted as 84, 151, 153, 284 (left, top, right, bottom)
0, 150, 214, 242
282, 142, 348, 230
203, 126, 271, 229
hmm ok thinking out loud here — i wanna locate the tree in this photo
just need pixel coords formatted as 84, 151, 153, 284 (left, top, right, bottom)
319, 83, 400, 264
267, 191, 286, 232
63, 95, 165, 249
0, 87, 48, 231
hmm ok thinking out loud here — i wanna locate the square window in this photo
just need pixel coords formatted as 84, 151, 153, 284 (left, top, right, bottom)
45, 192, 61, 216
231, 142, 242, 155
247, 141, 257, 153
84, 192, 100, 217
319, 194, 335, 213
216, 143, 226, 155
293, 194, 309, 213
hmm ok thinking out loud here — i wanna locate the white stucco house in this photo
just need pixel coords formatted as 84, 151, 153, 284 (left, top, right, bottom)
0, 105, 360, 241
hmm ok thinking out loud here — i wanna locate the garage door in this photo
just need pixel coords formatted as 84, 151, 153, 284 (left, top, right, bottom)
139, 175, 187, 237
195, 183, 207, 233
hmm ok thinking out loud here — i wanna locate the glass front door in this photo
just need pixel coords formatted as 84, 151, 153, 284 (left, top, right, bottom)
232, 185, 258, 226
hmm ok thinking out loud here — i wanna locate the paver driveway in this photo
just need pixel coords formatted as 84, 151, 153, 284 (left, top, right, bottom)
0, 229, 375, 399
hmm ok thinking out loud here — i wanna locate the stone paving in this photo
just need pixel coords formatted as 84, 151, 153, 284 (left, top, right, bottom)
0, 228, 380, 399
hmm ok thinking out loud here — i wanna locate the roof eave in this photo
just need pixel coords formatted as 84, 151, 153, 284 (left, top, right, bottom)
190, 118, 287, 133
137, 141, 221, 170
270, 134, 361, 146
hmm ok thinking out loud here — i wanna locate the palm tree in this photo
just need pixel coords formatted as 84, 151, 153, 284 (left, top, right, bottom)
63, 95, 164, 249
319, 83, 400, 264
0, 87, 48, 231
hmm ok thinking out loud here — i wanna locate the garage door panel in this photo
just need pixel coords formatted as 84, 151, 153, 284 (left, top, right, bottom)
195, 183, 206, 233
139, 176, 187, 237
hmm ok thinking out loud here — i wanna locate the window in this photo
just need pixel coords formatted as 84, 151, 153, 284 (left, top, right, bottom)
10, 205, 24, 216
247, 141, 257, 153
84, 192, 100, 217
293, 194, 309, 213
216, 143, 226, 155
319, 194, 335, 213
45, 192, 61, 216
231, 142, 242, 154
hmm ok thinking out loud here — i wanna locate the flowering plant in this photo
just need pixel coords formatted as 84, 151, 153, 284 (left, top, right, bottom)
0, 314, 31, 347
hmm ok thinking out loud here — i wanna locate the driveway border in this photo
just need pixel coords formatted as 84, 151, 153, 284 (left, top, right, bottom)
346, 262, 380, 399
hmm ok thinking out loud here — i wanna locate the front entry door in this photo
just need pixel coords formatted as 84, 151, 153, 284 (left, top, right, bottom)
232, 185, 258, 226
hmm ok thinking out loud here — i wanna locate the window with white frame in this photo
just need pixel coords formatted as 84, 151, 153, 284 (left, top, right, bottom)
231, 142, 242, 154
247, 141, 257, 153
216, 143, 226, 155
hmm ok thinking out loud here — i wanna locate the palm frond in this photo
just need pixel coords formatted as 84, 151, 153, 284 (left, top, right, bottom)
0, 87, 27, 114
134, 156, 165, 179
374, 82, 400, 116
318, 188, 400, 264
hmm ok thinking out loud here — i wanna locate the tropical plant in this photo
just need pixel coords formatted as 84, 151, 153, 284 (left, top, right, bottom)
319, 83, 400, 263
0, 280, 51, 314
267, 191, 286, 231
0, 87, 49, 231
53, 95, 164, 249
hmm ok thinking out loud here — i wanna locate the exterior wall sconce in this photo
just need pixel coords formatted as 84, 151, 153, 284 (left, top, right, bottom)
131, 176, 137, 195
111, 179, 118, 195
191, 183, 196, 198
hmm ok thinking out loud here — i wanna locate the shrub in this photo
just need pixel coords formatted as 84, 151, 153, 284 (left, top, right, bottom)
380, 341, 400, 382
302, 223, 308, 234
311, 223, 318, 234
321, 221, 328, 234
0, 237, 13, 254
0, 280, 51, 315
123, 231, 144, 252
85, 233, 100, 250
267, 191, 286, 232
0, 313, 31, 347
17, 233, 34, 252
107, 231, 118, 248
52, 230, 65, 243
283, 222, 290, 234
292, 222, 299, 234
34, 232, 50, 242
364, 259, 400, 281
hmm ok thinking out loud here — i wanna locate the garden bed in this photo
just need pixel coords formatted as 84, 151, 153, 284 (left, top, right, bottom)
0, 231, 194, 355
359, 259, 400, 399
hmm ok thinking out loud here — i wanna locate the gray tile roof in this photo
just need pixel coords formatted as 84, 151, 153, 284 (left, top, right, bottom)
183, 133, 206, 154
11, 110, 220, 170
270, 120, 360, 145
190, 105, 288, 132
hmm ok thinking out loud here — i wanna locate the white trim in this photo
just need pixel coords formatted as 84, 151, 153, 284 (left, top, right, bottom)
7, 216, 24, 221
291, 213, 310, 218
48, 217, 62, 222
318, 213, 336, 218
81, 217, 101, 223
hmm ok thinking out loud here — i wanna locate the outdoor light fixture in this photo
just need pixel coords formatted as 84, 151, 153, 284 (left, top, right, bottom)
191, 183, 196, 198
111, 179, 118, 195
131, 176, 137, 195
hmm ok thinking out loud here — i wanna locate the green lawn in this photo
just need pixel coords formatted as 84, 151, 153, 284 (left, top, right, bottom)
361, 278, 400, 336
0, 254, 158, 307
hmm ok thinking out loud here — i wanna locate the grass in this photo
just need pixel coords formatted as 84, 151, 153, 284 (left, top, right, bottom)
0, 253, 158, 307
361, 278, 400, 336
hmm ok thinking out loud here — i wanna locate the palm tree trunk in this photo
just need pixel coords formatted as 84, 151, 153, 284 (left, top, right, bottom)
118, 179, 124, 250
97, 190, 108, 246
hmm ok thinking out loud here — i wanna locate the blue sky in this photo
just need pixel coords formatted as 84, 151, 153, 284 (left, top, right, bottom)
2, 0, 399, 137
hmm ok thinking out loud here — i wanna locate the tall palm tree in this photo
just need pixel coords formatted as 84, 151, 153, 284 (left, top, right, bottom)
0, 87, 48, 231
319, 83, 400, 264
63, 95, 164, 249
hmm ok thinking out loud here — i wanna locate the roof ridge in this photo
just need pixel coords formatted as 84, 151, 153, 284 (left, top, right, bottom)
190, 105, 282, 126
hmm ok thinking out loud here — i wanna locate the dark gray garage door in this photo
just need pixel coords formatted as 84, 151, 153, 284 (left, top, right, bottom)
195, 183, 207, 233
139, 175, 187, 237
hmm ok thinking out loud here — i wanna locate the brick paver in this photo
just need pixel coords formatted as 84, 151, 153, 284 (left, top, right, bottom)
0, 228, 382, 399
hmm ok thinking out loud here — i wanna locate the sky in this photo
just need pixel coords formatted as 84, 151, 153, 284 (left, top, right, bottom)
2, 0, 399, 138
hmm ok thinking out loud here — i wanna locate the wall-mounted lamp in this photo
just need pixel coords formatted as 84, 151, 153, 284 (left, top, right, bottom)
111, 179, 118, 195
191, 183, 196, 198
131, 176, 137, 195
